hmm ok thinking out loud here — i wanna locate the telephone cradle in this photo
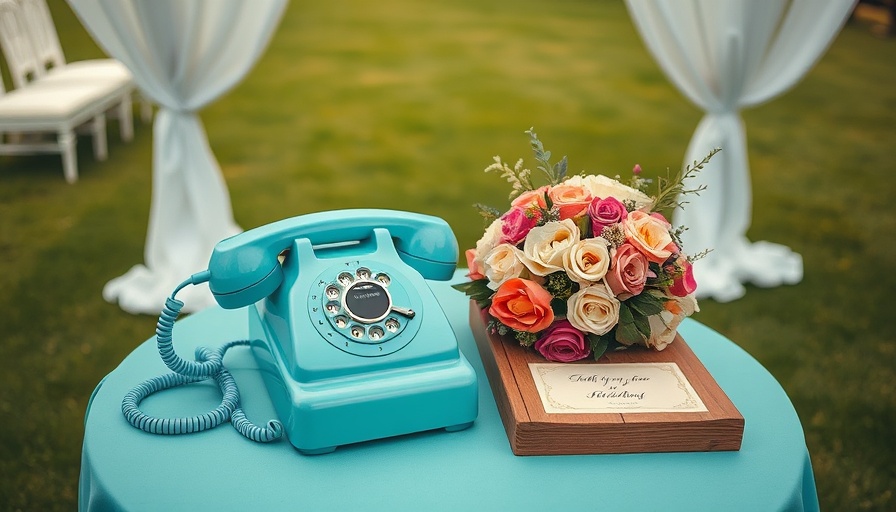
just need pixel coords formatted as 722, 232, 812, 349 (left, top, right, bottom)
122, 209, 478, 455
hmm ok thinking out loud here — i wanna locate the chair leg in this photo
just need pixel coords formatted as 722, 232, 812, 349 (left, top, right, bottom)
140, 95, 153, 123
119, 93, 134, 142
59, 129, 78, 184
92, 114, 108, 161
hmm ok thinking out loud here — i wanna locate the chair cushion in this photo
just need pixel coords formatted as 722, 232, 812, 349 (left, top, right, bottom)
42, 59, 133, 84
0, 79, 129, 123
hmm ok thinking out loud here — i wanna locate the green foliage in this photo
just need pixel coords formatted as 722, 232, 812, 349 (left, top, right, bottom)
543, 271, 578, 301
451, 279, 493, 308
514, 330, 538, 347
615, 302, 649, 345
526, 127, 568, 186
587, 332, 611, 360
473, 203, 502, 225
651, 148, 719, 214
626, 291, 665, 317
484, 155, 534, 200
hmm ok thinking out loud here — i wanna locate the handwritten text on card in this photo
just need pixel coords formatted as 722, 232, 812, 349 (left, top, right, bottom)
528, 363, 708, 414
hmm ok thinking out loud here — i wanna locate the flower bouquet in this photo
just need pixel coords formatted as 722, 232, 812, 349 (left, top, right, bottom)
454, 129, 718, 363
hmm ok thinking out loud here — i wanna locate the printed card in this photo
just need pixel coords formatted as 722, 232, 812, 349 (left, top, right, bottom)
528, 362, 708, 414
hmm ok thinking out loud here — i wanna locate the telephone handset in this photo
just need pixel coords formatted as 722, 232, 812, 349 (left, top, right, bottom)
122, 209, 478, 455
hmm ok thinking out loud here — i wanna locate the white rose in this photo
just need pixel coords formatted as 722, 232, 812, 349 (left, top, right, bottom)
645, 294, 699, 350
567, 283, 620, 335
564, 174, 652, 210
563, 237, 611, 284
473, 218, 504, 269
519, 219, 580, 276
483, 243, 527, 290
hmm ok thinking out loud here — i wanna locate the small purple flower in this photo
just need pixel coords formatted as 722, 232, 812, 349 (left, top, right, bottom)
632, 164, 642, 175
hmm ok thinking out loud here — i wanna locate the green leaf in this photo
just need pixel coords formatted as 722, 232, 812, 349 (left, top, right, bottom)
575, 214, 591, 238
615, 322, 642, 346
451, 279, 494, 308
615, 303, 645, 345
543, 190, 553, 211
626, 293, 664, 317
550, 297, 568, 317
553, 155, 568, 182
633, 310, 651, 338
588, 333, 610, 360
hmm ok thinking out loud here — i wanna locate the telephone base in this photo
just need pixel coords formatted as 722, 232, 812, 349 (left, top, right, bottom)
298, 446, 337, 456
249, 306, 478, 455
444, 422, 474, 432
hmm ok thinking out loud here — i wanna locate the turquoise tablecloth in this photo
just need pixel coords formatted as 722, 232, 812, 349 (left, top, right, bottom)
80, 270, 819, 511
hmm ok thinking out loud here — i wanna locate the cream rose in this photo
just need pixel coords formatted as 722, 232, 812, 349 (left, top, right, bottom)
483, 243, 527, 290
645, 294, 699, 350
563, 174, 652, 210
519, 219, 580, 276
473, 218, 504, 270
563, 237, 611, 284
566, 283, 620, 335
623, 211, 676, 264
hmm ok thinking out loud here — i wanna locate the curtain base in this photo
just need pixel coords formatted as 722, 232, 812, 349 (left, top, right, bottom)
694, 240, 803, 303
103, 264, 216, 315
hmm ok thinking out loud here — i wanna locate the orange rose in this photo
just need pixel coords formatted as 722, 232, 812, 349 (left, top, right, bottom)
511, 186, 550, 210
548, 183, 592, 220
488, 278, 555, 333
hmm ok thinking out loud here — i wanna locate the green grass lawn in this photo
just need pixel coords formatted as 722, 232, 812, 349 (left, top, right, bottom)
1, 1, 894, 510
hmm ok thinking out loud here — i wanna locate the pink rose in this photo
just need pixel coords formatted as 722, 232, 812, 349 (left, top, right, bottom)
511, 186, 550, 210
465, 248, 485, 280
668, 257, 697, 297
501, 207, 540, 245
534, 320, 591, 362
605, 243, 649, 298
548, 184, 592, 220
588, 196, 627, 235
489, 278, 555, 333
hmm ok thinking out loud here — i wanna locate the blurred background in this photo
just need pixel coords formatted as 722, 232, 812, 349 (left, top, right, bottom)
1, 0, 893, 510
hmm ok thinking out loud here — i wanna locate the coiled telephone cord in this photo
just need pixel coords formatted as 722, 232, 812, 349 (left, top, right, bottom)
121, 275, 283, 443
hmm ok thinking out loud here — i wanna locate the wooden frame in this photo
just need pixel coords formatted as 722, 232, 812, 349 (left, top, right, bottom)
470, 301, 744, 456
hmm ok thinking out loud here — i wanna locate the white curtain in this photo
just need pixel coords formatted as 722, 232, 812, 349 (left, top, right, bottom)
67, 0, 287, 313
625, 0, 854, 302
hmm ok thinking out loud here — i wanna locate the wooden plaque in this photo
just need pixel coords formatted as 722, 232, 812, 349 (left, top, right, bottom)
469, 302, 744, 456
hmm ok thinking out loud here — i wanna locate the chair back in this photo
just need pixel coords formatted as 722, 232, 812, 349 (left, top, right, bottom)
18, 0, 66, 71
0, 0, 43, 88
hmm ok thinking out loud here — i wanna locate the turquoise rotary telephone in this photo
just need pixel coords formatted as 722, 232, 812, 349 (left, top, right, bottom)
122, 209, 478, 455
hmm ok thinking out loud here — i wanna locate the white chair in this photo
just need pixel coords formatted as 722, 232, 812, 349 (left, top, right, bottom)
17, 0, 147, 131
0, 0, 131, 182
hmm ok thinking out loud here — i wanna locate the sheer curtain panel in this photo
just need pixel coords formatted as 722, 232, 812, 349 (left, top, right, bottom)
67, 0, 286, 313
625, 0, 854, 302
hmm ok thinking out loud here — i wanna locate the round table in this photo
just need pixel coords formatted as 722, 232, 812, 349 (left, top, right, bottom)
80, 271, 819, 511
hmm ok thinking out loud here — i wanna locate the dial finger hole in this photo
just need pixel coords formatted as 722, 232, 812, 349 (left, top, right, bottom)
368, 326, 385, 341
